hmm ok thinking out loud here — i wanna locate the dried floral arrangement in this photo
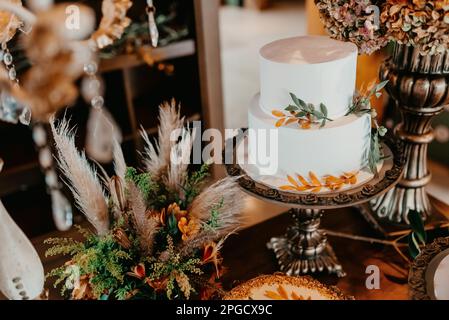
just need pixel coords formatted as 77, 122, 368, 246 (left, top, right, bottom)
381, 0, 449, 55
272, 93, 332, 129
315, 0, 389, 55
315, 0, 449, 55
45, 101, 244, 300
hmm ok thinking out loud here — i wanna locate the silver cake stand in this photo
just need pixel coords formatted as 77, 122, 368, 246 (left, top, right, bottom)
224, 129, 405, 277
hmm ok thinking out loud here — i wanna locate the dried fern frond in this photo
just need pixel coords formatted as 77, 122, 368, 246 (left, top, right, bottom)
141, 99, 184, 179
164, 127, 195, 193
50, 117, 110, 235
127, 181, 159, 255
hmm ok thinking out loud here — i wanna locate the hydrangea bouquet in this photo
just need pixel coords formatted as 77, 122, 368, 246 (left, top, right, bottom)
315, 0, 449, 55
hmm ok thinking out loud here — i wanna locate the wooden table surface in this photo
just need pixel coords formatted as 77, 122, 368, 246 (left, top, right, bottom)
20, 206, 409, 300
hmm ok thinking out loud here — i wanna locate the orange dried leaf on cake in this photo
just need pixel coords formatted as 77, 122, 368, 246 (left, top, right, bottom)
272, 110, 285, 117
299, 119, 312, 129
280, 185, 299, 191
281, 170, 360, 193
324, 175, 340, 184
342, 172, 358, 184
275, 118, 286, 127
285, 118, 298, 125
296, 174, 309, 186
287, 175, 300, 188
328, 182, 343, 191
309, 171, 321, 187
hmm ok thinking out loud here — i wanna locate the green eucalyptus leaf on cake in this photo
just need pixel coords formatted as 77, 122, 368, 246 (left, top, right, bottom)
312, 110, 324, 118
282, 93, 332, 129
295, 111, 307, 118
320, 103, 328, 118
368, 132, 381, 175
289, 93, 306, 108
306, 103, 315, 112
285, 105, 298, 112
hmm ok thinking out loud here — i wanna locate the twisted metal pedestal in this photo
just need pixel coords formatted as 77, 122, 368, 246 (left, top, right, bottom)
267, 208, 345, 277
224, 129, 405, 278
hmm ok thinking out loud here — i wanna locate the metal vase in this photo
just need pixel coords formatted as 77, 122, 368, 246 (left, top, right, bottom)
371, 43, 449, 224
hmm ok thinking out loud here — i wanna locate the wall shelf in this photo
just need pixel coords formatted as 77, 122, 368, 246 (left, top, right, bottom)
99, 39, 196, 73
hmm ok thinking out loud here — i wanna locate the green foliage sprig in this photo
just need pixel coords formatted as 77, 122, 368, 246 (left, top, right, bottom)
347, 80, 389, 175
284, 93, 332, 128
206, 198, 224, 230
125, 167, 166, 208
180, 163, 210, 208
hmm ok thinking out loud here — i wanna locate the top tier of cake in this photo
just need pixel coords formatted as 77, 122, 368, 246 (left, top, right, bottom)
259, 36, 358, 119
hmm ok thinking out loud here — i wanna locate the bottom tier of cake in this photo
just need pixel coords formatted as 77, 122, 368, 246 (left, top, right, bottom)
248, 94, 371, 178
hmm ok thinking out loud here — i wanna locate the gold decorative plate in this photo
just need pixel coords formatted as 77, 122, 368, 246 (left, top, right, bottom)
223, 274, 353, 300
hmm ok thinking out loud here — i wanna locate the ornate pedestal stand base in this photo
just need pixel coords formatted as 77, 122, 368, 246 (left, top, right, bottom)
369, 44, 449, 224
267, 209, 345, 277
224, 129, 404, 278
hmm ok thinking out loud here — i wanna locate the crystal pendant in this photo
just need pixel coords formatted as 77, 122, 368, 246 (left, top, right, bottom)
85, 107, 122, 163
50, 189, 73, 232
32, 125, 47, 147
19, 107, 32, 125
0, 91, 23, 124
81, 76, 104, 102
147, 0, 159, 47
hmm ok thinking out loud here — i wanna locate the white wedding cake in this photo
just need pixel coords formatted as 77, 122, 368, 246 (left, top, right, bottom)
247, 36, 372, 192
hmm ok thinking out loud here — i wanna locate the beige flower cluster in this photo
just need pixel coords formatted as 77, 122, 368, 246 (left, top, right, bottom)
316, 0, 449, 55
315, 0, 389, 55
381, 0, 449, 55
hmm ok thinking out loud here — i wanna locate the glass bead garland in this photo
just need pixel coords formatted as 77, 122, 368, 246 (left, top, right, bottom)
0, 44, 32, 125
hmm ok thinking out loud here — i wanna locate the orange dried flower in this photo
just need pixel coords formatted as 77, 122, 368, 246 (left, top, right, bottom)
127, 263, 146, 280
178, 217, 200, 241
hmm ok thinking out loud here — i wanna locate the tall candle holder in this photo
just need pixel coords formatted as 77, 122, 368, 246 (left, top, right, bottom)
370, 44, 449, 224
